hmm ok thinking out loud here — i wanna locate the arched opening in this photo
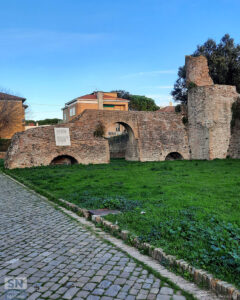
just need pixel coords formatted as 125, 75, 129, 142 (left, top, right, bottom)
50, 155, 78, 165
106, 122, 139, 161
165, 152, 183, 161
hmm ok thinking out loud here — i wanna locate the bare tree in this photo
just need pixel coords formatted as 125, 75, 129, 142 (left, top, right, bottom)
0, 101, 20, 136
0, 88, 27, 139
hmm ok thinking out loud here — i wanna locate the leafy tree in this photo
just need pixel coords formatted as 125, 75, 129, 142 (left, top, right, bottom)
171, 34, 240, 104
128, 95, 159, 111
111, 90, 131, 100
25, 120, 36, 125
112, 90, 159, 111
25, 118, 61, 125
37, 118, 61, 125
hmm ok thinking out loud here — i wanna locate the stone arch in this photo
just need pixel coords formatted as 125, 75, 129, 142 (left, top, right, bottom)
50, 155, 78, 165
106, 121, 139, 161
165, 152, 183, 161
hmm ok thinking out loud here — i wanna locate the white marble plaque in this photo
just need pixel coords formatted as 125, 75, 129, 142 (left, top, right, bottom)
54, 128, 71, 146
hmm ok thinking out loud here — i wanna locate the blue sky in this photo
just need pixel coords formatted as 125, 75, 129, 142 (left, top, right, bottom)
0, 0, 240, 120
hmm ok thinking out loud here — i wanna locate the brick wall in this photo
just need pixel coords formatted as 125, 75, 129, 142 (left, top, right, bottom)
5, 121, 110, 169
0, 101, 25, 139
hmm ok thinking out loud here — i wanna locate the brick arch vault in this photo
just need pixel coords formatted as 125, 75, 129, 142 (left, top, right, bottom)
105, 121, 140, 161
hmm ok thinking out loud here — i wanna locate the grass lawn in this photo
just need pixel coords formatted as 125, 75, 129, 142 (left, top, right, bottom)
1, 159, 240, 288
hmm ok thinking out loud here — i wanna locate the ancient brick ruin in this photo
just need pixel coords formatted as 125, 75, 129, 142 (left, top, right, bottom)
5, 55, 240, 168
187, 56, 239, 160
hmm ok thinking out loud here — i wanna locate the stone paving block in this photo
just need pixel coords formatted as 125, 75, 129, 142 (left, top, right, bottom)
114, 278, 127, 285
126, 295, 136, 300
117, 291, 128, 299
156, 295, 171, 300
27, 292, 41, 300
83, 282, 97, 291
159, 287, 174, 295
62, 287, 79, 299
150, 287, 160, 294
86, 295, 100, 300
105, 284, 121, 297
142, 283, 152, 289
137, 293, 149, 299
91, 276, 103, 283
76, 290, 90, 298
172, 296, 186, 300
105, 275, 116, 282
92, 288, 104, 295
42, 290, 53, 298
98, 280, 112, 289
147, 293, 157, 300
130, 288, 139, 295
56, 286, 68, 295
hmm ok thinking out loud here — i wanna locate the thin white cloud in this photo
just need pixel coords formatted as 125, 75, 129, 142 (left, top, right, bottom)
0, 28, 108, 54
143, 85, 173, 89
122, 70, 177, 78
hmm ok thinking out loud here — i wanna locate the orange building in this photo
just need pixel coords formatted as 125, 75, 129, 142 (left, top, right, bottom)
0, 93, 27, 139
62, 91, 129, 123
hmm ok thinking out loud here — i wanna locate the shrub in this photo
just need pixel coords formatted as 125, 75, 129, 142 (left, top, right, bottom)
0, 139, 11, 151
175, 104, 182, 113
187, 81, 197, 90
102, 196, 141, 211
93, 121, 105, 137
182, 116, 188, 125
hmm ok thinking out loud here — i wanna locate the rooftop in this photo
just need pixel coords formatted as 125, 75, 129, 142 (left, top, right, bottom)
65, 91, 129, 107
0, 92, 26, 102
158, 106, 176, 113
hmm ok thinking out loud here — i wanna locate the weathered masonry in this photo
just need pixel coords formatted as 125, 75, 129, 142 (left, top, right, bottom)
5, 109, 189, 168
5, 55, 240, 169
186, 56, 239, 160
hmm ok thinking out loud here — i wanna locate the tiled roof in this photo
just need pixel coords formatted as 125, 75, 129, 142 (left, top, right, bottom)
0, 92, 26, 102
158, 106, 175, 112
65, 92, 129, 106
77, 93, 128, 101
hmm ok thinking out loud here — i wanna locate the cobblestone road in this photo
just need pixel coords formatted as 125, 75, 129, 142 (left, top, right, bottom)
0, 174, 187, 300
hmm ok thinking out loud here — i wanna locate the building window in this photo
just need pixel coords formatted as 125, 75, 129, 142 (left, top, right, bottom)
103, 104, 115, 108
69, 106, 76, 116
63, 112, 67, 121
116, 123, 120, 132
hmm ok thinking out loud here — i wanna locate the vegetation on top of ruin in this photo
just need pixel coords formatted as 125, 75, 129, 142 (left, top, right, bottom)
172, 34, 240, 104
1, 158, 239, 289
93, 121, 106, 137
111, 90, 160, 111
0, 138, 11, 151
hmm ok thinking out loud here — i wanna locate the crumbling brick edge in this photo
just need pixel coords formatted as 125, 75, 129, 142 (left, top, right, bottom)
1, 171, 239, 300
56, 198, 240, 300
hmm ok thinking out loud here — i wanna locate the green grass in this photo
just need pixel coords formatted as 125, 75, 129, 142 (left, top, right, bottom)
1, 158, 240, 288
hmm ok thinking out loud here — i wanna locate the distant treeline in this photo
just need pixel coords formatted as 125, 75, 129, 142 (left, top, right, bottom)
25, 118, 62, 126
